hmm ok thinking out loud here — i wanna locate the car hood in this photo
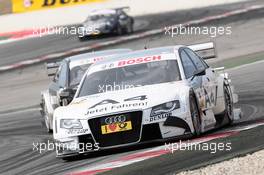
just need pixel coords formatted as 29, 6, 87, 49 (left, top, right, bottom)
55, 81, 189, 119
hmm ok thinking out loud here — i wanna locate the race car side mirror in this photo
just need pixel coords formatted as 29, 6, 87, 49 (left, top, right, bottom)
58, 88, 76, 106
191, 69, 206, 81
194, 69, 206, 76
58, 88, 74, 98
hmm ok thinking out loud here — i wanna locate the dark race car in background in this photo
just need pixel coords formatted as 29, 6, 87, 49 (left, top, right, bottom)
40, 49, 131, 133
78, 7, 134, 40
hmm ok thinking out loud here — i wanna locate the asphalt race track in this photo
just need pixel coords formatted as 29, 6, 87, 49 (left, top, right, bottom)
0, 0, 262, 67
0, 1, 264, 175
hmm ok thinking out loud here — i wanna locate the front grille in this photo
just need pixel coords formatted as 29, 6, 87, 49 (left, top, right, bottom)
88, 111, 142, 147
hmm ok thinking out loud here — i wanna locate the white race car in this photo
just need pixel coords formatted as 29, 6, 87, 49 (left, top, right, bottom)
53, 42, 239, 159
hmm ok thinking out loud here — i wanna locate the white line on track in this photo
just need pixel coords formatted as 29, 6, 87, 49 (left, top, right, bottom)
0, 108, 40, 116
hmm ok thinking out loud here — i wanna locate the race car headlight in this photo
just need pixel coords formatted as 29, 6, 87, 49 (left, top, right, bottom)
60, 119, 83, 129
151, 100, 180, 116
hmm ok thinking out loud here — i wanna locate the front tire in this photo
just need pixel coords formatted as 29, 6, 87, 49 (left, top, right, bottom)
61, 154, 84, 161
42, 101, 52, 133
190, 93, 202, 136
62, 156, 76, 161
78, 36, 87, 42
224, 84, 234, 124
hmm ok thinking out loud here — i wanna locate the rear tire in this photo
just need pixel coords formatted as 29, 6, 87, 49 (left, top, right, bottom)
116, 24, 123, 35
190, 93, 202, 136
126, 22, 133, 34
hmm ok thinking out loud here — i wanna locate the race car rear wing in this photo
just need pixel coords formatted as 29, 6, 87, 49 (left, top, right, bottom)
188, 42, 216, 60
46, 61, 60, 77
113, 6, 130, 12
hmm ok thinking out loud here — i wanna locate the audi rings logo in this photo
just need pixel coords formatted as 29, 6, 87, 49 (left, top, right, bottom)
105, 115, 126, 124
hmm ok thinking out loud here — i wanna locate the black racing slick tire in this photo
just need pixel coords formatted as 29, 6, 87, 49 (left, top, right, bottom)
61, 154, 84, 161
116, 24, 123, 35
78, 36, 87, 42
42, 101, 52, 133
62, 156, 76, 161
126, 22, 133, 34
190, 93, 202, 136
223, 84, 234, 124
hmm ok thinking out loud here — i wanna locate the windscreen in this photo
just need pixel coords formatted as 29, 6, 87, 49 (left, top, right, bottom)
77, 60, 181, 97
88, 13, 114, 21
70, 64, 92, 87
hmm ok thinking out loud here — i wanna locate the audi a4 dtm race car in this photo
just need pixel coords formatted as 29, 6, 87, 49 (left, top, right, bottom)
40, 49, 131, 133
53, 42, 240, 158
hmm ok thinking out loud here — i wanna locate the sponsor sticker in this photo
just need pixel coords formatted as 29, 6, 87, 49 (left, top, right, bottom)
101, 121, 132, 134
90, 54, 176, 73
66, 129, 89, 135
86, 96, 148, 115
100, 114, 133, 134
150, 112, 172, 122
117, 55, 162, 67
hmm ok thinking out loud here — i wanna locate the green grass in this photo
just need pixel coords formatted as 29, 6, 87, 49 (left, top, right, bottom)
210, 52, 264, 69
0, 36, 11, 41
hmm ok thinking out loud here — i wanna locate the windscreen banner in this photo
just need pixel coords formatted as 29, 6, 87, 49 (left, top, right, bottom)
12, 0, 104, 13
